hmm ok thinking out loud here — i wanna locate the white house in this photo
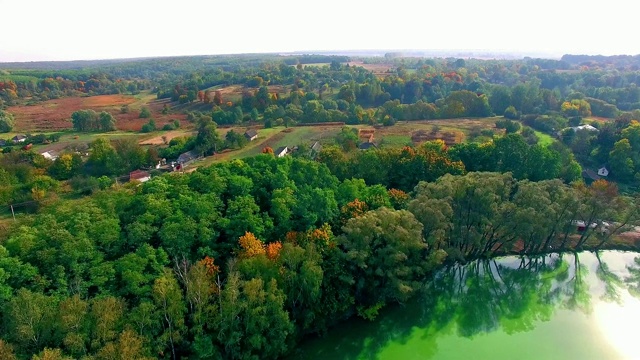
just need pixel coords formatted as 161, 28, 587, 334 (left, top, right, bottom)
572, 124, 599, 132
41, 150, 58, 161
12, 135, 27, 143
597, 166, 609, 177
275, 146, 290, 157
244, 129, 259, 141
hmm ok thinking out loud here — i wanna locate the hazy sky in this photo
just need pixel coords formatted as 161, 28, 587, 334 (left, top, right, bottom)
0, 0, 636, 62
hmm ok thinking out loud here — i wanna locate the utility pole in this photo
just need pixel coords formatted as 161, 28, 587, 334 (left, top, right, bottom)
10, 205, 15, 222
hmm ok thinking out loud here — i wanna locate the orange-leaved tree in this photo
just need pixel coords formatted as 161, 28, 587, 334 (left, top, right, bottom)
340, 198, 368, 224
266, 242, 283, 260
238, 232, 265, 258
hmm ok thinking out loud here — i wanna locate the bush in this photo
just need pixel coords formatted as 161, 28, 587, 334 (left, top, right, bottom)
162, 124, 175, 131
383, 116, 396, 126
141, 119, 157, 133
504, 106, 519, 120
139, 107, 151, 118
495, 118, 521, 134
69, 175, 101, 195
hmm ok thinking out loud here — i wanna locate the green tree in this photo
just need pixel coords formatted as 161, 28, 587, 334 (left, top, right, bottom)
153, 269, 187, 360
215, 273, 293, 359
48, 153, 84, 180
609, 139, 635, 181
57, 295, 89, 357
71, 109, 98, 132
335, 127, 359, 152
0, 110, 15, 133
339, 207, 436, 318
86, 137, 120, 176
139, 107, 151, 118
195, 116, 221, 155
6, 289, 57, 352
98, 111, 116, 131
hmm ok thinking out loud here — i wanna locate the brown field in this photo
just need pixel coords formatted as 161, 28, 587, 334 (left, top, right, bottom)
348, 61, 394, 77
138, 130, 196, 145
8, 94, 187, 132
209, 85, 289, 104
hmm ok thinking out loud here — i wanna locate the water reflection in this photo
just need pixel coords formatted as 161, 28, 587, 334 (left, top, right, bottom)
293, 251, 640, 360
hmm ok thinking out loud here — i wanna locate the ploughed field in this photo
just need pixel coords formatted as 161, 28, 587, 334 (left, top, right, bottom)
8, 94, 186, 132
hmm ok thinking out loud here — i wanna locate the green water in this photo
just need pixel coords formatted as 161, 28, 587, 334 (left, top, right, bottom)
293, 251, 640, 360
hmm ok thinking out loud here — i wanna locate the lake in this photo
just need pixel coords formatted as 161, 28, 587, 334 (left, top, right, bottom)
292, 251, 640, 360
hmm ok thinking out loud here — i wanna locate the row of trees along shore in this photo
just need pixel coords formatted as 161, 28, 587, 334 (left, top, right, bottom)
0, 150, 636, 359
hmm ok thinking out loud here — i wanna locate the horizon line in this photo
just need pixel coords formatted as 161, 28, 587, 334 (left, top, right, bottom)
1, 49, 638, 65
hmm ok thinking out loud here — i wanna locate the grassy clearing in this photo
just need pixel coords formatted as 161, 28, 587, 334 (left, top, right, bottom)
533, 130, 554, 146
378, 134, 412, 148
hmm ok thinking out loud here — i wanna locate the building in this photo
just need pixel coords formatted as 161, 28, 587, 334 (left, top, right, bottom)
12, 135, 27, 143
41, 150, 59, 161
177, 150, 199, 165
275, 146, 290, 157
581, 169, 600, 183
572, 124, 599, 132
244, 129, 259, 141
130, 170, 151, 183
597, 166, 609, 177
359, 142, 378, 150
310, 141, 322, 159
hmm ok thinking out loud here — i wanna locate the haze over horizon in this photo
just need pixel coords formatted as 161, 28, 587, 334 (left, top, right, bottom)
0, 0, 636, 62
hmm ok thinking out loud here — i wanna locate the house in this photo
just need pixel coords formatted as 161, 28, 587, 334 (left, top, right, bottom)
597, 165, 609, 177
572, 124, 599, 132
244, 129, 259, 142
310, 141, 322, 159
177, 150, 199, 165
12, 135, 27, 143
41, 150, 59, 161
581, 169, 600, 183
130, 170, 151, 183
358, 142, 378, 150
275, 146, 290, 157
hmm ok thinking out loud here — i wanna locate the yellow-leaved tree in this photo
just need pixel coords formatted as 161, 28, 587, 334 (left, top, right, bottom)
238, 232, 265, 258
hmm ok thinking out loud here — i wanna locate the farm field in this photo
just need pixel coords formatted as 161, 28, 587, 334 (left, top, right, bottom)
347, 61, 394, 77
138, 129, 196, 145
186, 117, 503, 170
7, 92, 187, 132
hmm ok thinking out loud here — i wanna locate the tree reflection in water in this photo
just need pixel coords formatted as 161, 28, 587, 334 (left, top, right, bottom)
294, 251, 633, 360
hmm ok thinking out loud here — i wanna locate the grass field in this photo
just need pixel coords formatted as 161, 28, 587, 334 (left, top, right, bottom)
533, 130, 555, 146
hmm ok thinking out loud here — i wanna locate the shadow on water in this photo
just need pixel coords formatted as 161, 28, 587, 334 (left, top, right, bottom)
293, 251, 633, 360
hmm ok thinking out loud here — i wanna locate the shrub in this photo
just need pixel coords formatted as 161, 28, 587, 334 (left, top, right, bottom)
504, 106, 519, 120
141, 119, 157, 133
139, 107, 151, 118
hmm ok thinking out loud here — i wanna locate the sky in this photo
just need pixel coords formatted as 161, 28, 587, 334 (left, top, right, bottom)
0, 0, 637, 62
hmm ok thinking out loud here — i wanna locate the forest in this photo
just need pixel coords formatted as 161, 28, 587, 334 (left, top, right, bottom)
1, 53, 640, 359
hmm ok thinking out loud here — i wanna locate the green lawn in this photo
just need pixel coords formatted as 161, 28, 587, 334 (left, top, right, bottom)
378, 135, 412, 148
533, 130, 555, 146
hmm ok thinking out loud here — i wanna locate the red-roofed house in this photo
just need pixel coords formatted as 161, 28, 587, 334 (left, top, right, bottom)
130, 170, 151, 183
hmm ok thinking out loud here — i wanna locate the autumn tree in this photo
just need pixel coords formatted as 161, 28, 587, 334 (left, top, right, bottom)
213, 90, 222, 106
238, 232, 265, 258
